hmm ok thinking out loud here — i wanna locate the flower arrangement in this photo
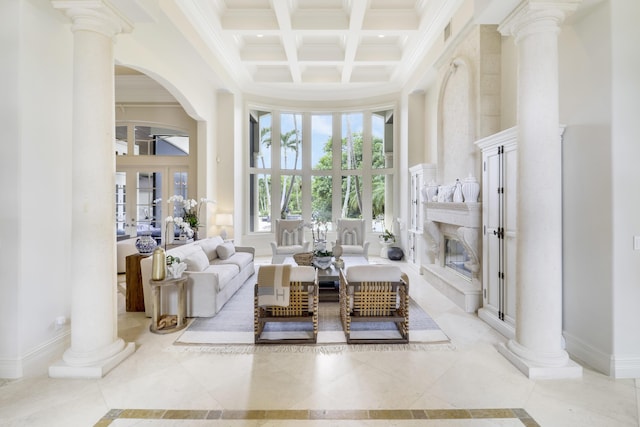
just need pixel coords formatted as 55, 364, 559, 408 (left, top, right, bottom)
165, 216, 194, 242
313, 249, 333, 258
166, 195, 214, 229
301, 216, 329, 245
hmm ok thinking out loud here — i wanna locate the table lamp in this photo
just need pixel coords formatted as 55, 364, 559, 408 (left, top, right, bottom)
215, 213, 233, 240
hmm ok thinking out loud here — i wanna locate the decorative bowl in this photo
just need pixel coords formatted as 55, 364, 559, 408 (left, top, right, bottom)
313, 256, 333, 270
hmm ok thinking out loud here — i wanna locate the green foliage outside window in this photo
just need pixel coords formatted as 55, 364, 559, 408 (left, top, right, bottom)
256, 113, 389, 225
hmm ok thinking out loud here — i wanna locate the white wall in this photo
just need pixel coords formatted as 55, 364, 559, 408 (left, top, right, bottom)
560, 0, 613, 374
560, 0, 640, 377
0, 0, 74, 377
500, 36, 517, 130
610, 0, 640, 377
0, 0, 22, 376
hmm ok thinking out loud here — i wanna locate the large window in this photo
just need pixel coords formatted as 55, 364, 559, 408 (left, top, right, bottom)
249, 109, 395, 234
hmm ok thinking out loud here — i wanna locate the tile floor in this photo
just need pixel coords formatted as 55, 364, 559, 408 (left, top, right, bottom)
0, 257, 638, 427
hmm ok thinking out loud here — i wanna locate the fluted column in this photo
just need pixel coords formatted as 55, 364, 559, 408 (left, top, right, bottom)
49, 1, 134, 378
497, 0, 582, 379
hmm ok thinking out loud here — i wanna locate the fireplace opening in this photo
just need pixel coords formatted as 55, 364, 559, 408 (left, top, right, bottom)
444, 238, 472, 280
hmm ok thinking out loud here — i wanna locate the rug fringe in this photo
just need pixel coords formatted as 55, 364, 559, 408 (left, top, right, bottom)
165, 342, 455, 355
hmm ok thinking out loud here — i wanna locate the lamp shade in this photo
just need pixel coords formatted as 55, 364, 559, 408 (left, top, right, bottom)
215, 213, 233, 239
215, 213, 233, 227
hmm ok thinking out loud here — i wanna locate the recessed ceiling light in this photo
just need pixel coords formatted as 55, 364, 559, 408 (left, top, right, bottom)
257, 34, 264, 38
378, 34, 385, 38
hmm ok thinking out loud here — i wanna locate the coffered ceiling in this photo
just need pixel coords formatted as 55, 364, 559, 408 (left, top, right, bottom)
113, 0, 522, 102
174, 0, 464, 100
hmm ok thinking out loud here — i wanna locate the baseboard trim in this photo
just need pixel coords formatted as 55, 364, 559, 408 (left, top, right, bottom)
563, 331, 611, 375
0, 330, 70, 379
611, 355, 640, 379
564, 331, 640, 378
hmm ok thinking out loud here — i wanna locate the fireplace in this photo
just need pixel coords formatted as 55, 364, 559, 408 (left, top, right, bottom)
421, 202, 482, 312
445, 237, 472, 280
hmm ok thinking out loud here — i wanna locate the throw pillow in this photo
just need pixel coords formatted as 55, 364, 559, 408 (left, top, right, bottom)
183, 248, 210, 272
197, 237, 223, 260
217, 242, 236, 260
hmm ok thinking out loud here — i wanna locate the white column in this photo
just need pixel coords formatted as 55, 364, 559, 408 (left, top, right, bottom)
497, 0, 582, 379
49, 1, 134, 379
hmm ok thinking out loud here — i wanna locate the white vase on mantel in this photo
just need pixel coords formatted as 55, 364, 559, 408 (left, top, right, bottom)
462, 174, 480, 203
453, 179, 463, 203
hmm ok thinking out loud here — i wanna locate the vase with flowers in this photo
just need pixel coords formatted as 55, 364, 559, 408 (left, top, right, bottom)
313, 248, 333, 270
164, 216, 194, 247
165, 195, 215, 240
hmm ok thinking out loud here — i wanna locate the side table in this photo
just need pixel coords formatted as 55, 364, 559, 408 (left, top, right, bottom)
148, 276, 188, 334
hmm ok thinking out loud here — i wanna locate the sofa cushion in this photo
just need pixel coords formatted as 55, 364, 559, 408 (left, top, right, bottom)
216, 242, 236, 259
212, 251, 253, 270
183, 247, 210, 272
345, 265, 401, 282
165, 243, 200, 261
203, 264, 240, 291
340, 244, 366, 254
197, 236, 224, 260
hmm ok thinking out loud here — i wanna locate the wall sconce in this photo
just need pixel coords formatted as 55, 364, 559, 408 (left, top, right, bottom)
215, 213, 233, 240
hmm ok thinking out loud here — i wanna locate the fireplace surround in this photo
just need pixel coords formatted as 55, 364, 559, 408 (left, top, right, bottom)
421, 202, 482, 312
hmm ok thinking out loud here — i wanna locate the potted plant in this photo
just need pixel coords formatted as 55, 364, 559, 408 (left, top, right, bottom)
313, 249, 333, 269
379, 229, 395, 244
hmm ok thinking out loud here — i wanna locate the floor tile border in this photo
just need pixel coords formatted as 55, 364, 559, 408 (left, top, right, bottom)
94, 407, 540, 426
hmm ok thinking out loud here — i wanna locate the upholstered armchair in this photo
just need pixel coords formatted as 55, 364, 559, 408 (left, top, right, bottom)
339, 264, 409, 344
335, 218, 370, 259
270, 219, 310, 264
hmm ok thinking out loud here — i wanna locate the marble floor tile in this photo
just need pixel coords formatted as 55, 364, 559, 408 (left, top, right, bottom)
0, 256, 637, 427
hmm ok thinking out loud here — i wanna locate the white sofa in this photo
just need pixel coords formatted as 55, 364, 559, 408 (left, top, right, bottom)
139, 236, 255, 318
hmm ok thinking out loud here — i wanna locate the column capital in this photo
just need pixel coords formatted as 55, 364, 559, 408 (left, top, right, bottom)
499, 0, 581, 42
52, 0, 132, 39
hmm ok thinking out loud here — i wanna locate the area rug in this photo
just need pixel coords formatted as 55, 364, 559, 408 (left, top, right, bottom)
172, 270, 452, 354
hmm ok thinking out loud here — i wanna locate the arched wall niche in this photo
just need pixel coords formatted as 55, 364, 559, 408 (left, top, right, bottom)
436, 57, 478, 185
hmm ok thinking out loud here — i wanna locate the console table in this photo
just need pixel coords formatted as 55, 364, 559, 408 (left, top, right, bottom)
149, 276, 188, 334
125, 253, 148, 312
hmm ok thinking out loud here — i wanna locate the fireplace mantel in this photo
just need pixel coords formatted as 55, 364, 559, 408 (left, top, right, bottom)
425, 202, 481, 228
421, 201, 483, 313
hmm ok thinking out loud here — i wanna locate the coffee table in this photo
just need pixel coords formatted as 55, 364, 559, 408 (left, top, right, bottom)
283, 256, 369, 302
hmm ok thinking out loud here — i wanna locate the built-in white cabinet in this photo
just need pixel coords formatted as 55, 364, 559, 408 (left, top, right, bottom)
475, 128, 517, 339
408, 164, 436, 266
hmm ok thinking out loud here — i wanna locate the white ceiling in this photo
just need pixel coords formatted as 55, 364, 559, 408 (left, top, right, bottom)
114, 0, 524, 102
174, 0, 465, 100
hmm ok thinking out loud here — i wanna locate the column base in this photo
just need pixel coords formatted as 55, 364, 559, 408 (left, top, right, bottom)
49, 342, 135, 379
498, 342, 582, 379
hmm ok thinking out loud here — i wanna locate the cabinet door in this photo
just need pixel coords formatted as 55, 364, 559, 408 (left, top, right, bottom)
410, 172, 419, 231
482, 147, 502, 313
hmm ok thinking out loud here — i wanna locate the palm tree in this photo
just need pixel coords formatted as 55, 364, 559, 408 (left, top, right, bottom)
341, 115, 362, 217
280, 125, 301, 218
259, 126, 272, 216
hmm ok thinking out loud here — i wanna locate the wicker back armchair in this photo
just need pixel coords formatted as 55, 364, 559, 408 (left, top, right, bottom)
254, 265, 318, 344
339, 264, 409, 344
